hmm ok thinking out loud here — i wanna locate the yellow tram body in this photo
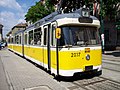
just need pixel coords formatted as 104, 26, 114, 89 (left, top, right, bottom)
7, 8, 102, 77
8, 44, 102, 76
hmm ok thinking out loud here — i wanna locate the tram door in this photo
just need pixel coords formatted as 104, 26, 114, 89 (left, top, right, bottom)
50, 22, 57, 75
43, 25, 51, 71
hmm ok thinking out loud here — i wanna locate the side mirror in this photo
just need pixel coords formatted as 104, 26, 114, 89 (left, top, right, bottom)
55, 28, 61, 39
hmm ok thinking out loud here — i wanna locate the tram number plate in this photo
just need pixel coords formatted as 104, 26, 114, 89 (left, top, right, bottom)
85, 66, 93, 71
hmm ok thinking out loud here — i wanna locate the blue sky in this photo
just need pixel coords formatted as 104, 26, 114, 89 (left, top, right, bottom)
0, 0, 39, 37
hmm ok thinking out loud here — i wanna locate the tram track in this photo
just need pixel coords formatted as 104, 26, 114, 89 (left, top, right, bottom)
67, 76, 120, 90
100, 76, 120, 85
102, 60, 120, 66
102, 67, 120, 72
102, 60, 120, 72
103, 59, 120, 63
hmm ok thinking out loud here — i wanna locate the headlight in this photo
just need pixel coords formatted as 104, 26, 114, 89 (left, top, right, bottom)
86, 54, 90, 60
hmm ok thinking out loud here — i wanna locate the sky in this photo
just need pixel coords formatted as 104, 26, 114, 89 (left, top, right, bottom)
0, 0, 39, 37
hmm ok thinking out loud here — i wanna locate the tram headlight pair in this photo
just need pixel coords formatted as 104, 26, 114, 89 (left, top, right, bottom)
86, 54, 90, 60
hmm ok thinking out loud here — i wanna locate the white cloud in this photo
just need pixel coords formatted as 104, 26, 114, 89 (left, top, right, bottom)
0, 11, 25, 37
17, 19, 26, 24
0, 0, 23, 12
0, 11, 17, 36
0, 11, 17, 28
0, 0, 27, 37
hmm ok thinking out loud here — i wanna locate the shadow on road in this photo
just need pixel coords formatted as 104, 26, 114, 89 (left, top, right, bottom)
104, 51, 120, 57
55, 72, 102, 82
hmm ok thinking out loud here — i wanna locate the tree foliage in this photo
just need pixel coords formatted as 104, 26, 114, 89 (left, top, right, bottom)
102, 0, 120, 20
25, 0, 55, 23
25, 0, 120, 23
51, 0, 120, 19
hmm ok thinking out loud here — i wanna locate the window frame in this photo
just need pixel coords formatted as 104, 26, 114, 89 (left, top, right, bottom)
28, 30, 34, 45
24, 31, 28, 45
51, 22, 57, 46
43, 26, 48, 46
34, 27, 42, 46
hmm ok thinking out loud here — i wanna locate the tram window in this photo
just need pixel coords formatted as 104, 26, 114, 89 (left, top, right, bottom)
17, 35, 19, 44
16, 35, 19, 44
15, 36, 16, 44
10, 38, 11, 43
51, 24, 56, 46
16, 36, 18, 44
8, 38, 10, 43
10, 38, 12, 43
12, 37, 14, 44
13, 37, 15, 44
15, 36, 17, 44
44, 28, 47, 45
34, 28, 42, 45
9, 38, 11, 43
59, 30, 65, 46
61, 26, 100, 46
19, 35, 21, 44
24, 33, 27, 45
29, 30, 34, 45
11, 38, 13, 44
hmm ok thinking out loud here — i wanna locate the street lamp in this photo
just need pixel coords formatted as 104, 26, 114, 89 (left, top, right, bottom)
0, 24, 3, 42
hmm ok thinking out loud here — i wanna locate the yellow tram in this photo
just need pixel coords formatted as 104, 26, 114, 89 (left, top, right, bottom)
8, 8, 102, 77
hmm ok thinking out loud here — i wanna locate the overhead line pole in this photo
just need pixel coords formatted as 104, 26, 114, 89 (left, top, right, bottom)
100, 0, 104, 53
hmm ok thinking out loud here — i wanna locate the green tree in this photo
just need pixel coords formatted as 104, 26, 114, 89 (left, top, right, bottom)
25, 0, 119, 23
102, 0, 120, 20
25, 0, 55, 23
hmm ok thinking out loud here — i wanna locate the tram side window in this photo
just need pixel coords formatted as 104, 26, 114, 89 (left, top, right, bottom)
10, 37, 12, 43
15, 36, 16, 44
15, 35, 19, 44
13, 37, 15, 44
51, 24, 56, 46
44, 28, 47, 45
34, 28, 42, 45
8, 38, 10, 43
29, 30, 34, 45
15, 36, 17, 44
59, 30, 65, 46
17, 36, 20, 44
11, 38, 13, 44
19, 35, 21, 44
24, 33, 28, 45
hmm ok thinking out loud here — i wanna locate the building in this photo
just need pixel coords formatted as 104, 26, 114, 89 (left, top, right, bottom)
11, 23, 27, 35
103, 2, 120, 50
6, 23, 27, 43
0, 24, 3, 42
104, 20, 117, 50
7, 23, 27, 37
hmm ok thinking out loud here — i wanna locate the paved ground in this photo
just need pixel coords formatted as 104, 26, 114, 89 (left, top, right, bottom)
0, 49, 66, 90
0, 54, 9, 90
0, 49, 120, 90
102, 50, 120, 83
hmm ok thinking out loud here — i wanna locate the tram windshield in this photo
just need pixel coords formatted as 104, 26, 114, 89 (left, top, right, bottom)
59, 26, 100, 46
